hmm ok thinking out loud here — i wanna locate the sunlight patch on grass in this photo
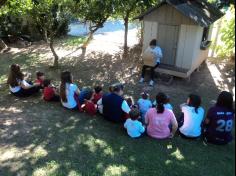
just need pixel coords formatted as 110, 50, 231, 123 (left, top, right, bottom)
165, 160, 172, 165
0, 75, 7, 84
68, 170, 81, 176
32, 146, 48, 159
32, 160, 60, 176
171, 149, 185, 161
0, 147, 30, 162
103, 165, 128, 176
167, 144, 173, 150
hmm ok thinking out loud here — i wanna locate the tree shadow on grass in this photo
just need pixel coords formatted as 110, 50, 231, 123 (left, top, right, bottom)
0, 45, 235, 176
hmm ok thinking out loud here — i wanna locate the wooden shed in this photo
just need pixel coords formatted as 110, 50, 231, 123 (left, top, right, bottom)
136, 0, 224, 79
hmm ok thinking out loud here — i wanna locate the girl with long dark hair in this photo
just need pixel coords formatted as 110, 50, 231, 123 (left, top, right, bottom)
179, 94, 205, 139
145, 92, 178, 139
59, 71, 81, 110
204, 91, 234, 145
7, 64, 40, 97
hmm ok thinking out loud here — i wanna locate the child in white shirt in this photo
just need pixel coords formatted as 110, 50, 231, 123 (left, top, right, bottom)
124, 108, 145, 138
137, 92, 152, 122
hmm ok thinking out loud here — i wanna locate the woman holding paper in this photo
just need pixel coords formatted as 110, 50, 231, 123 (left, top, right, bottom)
139, 39, 163, 86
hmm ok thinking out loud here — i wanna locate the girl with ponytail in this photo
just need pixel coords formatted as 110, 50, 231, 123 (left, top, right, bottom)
179, 94, 205, 139
145, 92, 178, 139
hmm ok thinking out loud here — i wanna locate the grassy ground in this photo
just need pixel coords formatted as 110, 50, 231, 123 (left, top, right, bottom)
0, 41, 235, 176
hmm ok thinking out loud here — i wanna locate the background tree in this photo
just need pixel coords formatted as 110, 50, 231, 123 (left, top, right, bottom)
0, 0, 32, 51
215, 5, 235, 59
30, 0, 74, 67
113, 0, 157, 51
73, 0, 113, 48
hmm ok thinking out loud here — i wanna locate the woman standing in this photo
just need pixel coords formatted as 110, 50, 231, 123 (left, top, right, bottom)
139, 39, 163, 86
7, 64, 40, 97
145, 92, 178, 139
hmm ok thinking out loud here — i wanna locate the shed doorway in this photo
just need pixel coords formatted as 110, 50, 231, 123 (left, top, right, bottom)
157, 24, 179, 66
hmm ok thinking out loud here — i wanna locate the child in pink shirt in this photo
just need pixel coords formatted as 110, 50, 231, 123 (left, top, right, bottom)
145, 92, 178, 139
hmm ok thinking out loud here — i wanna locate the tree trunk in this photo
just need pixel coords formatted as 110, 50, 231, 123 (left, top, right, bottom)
49, 39, 59, 67
82, 31, 94, 49
124, 15, 129, 51
140, 21, 144, 45
82, 25, 100, 49
0, 38, 7, 51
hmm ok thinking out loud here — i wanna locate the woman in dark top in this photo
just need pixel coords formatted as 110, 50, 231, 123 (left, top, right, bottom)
203, 91, 235, 145
102, 83, 131, 123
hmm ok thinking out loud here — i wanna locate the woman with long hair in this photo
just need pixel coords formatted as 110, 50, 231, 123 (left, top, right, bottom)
204, 91, 234, 145
59, 71, 81, 110
145, 92, 178, 139
7, 64, 40, 97
179, 94, 205, 139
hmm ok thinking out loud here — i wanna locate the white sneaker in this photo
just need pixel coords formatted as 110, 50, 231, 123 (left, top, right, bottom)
139, 78, 144, 83
149, 80, 154, 86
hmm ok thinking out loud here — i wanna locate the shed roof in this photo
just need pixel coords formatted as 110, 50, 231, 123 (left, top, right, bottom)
135, 0, 224, 27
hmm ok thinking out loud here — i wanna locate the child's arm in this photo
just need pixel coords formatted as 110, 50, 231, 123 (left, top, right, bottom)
169, 114, 178, 138
139, 123, 145, 133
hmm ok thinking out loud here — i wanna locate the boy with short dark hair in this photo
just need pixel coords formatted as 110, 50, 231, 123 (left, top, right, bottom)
82, 90, 97, 116
124, 108, 145, 138
43, 79, 60, 102
35, 71, 45, 88
93, 86, 103, 104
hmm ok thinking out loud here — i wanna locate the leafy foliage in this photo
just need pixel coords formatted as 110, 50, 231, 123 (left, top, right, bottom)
113, 0, 157, 50
215, 6, 235, 57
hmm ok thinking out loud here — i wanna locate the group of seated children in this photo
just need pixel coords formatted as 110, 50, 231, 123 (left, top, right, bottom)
124, 91, 234, 145
7, 64, 235, 145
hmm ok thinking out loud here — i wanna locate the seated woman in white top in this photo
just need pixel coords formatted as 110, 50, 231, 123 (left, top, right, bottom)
139, 39, 163, 86
7, 64, 40, 97
59, 71, 81, 110
179, 94, 205, 139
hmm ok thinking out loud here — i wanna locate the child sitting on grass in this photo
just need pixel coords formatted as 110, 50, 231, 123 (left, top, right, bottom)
124, 108, 145, 138
153, 94, 173, 111
93, 86, 103, 104
137, 92, 152, 122
82, 90, 97, 116
43, 79, 60, 102
35, 71, 45, 89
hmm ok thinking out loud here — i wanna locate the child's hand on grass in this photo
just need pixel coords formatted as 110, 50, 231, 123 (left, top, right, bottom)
169, 133, 174, 139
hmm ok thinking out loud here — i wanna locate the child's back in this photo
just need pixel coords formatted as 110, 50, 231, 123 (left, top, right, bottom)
138, 98, 152, 118
124, 109, 145, 138
83, 101, 97, 116
124, 119, 145, 138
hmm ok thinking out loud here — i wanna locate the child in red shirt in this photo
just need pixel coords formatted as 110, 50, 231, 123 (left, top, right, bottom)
92, 86, 103, 104
43, 79, 60, 102
82, 90, 97, 116
35, 71, 45, 89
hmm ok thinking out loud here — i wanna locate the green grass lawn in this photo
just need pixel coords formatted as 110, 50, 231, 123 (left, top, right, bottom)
0, 45, 235, 176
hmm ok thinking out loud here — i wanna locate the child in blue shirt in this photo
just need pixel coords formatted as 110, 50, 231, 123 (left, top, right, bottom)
137, 92, 152, 122
124, 108, 145, 138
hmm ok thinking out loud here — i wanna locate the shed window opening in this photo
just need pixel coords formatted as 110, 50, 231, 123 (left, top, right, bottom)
202, 27, 210, 42
201, 27, 212, 50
